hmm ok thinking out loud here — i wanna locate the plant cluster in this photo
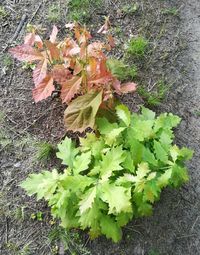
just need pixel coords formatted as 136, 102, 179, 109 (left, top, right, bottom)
21, 106, 193, 242
9, 22, 136, 132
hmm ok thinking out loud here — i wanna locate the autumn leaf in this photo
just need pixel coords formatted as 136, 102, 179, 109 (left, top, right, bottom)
64, 91, 102, 132
45, 41, 60, 62
50, 25, 58, 43
52, 65, 72, 84
120, 82, 137, 93
61, 76, 82, 103
9, 44, 43, 62
33, 59, 48, 86
32, 75, 54, 102
24, 33, 43, 49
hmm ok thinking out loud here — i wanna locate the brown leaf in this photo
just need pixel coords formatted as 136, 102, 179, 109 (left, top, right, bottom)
61, 76, 82, 103
45, 41, 60, 62
9, 44, 43, 62
50, 25, 58, 43
52, 65, 72, 84
33, 59, 48, 86
64, 91, 102, 132
120, 82, 137, 93
32, 75, 54, 102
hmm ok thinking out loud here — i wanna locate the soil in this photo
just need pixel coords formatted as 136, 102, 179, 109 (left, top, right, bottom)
0, 0, 200, 255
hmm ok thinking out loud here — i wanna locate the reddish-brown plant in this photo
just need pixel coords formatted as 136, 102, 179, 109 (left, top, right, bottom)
9, 21, 136, 132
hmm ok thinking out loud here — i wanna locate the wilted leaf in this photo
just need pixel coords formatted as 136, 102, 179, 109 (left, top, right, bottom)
64, 91, 102, 132
50, 25, 58, 43
32, 75, 54, 102
9, 44, 43, 61
33, 59, 48, 86
61, 76, 82, 103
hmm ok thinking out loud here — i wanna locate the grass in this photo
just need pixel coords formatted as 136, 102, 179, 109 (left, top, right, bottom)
126, 37, 149, 57
162, 7, 179, 16
122, 3, 138, 15
36, 142, 56, 161
68, 0, 102, 23
47, 4, 61, 22
0, 5, 8, 19
138, 80, 168, 106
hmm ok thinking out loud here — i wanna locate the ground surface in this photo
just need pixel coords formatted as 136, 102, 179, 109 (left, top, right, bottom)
0, 0, 200, 254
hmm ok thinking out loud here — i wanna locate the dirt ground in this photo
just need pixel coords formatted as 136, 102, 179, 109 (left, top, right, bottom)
0, 0, 200, 254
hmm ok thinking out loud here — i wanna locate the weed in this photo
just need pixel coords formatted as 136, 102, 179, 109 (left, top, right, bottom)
36, 142, 56, 161
162, 7, 178, 16
30, 211, 43, 221
122, 3, 138, 15
0, 6, 8, 19
22, 61, 36, 70
107, 58, 137, 81
14, 206, 25, 221
126, 37, 148, 57
149, 250, 160, 255
138, 80, 168, 106
47, 4, 61, 22
2, 54, 13, 68
48, 226, 91, 255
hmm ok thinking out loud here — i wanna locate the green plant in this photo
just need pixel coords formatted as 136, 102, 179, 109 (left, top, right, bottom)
126, 37, 148, 57
122, 4, 138, 15
47, 4, 61, 22
0, 6, 8, 19
9, 22, 136, 132
107, 58, 137, 81
36, 142, 56, 161
162, 7, 178, 16
138, 80, 168, 106
21, 105, 193, 242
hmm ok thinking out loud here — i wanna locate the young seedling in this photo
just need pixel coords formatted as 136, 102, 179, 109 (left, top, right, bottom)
9, 21, 136, 132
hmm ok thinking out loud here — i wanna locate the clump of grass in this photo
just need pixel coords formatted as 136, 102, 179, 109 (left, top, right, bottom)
47, 4, 61, 22
2, 54, 13, 68
36, 142, 56, 161
126, 37, 148, 57
162, 7, 178, 16
106, 58, 137, 81
122, 3, 138, 15
138, 80, 168, 106
0, 6, 8, 19
68, 0, 101, 23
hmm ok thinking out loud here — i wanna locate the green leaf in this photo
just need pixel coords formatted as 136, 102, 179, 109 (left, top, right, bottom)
96, 117, 118, 135
105, 127, 125, 146
133, 193, 152, 216
141, 106, 155, 120
116, 104, 131, 126
56, 137, 79, 168
121, 151, 135, 172
170, 164, 189, 187
64, 91, 103, 132
79, 187, 97, 214
99, 146, 125, 181
116, 212, 133, 227
100, 215, 122, 242
126, 136, 144, 165
20, 169, 59, 200
73, 151, 91, 174
154, 140, 168, 162
154, 113, 181, 132
157, 168, 172, 188
129, 120, 154, 141
142, 147, 158, 166
100, 183, 132, 214
143, 180, 160, 203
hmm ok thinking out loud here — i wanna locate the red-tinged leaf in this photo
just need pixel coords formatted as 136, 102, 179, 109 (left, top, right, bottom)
88, 57, 98, 78
24, 33, 43, 49
87, 42, 105, 58
52, 65, 72, 84
9, 44, 43, 62
45, 41, 60, 61
61, 76, 82, 103
112, 79, 121, 94
32, 75, 54, 102
120, 82, 137, 93
50, 25, 58, 43
69, 46, 80, 56
24, 33, 35, 46
64, 91, 102, 132
33, 59, 48, 86
88, 76, 112, 86
108, 34, 115, 48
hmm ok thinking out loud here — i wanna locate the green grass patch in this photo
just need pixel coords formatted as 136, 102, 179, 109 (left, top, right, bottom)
126, 37, 149, 57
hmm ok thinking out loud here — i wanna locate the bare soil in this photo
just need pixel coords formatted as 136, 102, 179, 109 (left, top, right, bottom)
0, 0, 200, 254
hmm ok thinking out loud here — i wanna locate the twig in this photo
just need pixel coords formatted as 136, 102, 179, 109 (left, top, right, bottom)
29, 2, 43, 23
2, 14, 28, 53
